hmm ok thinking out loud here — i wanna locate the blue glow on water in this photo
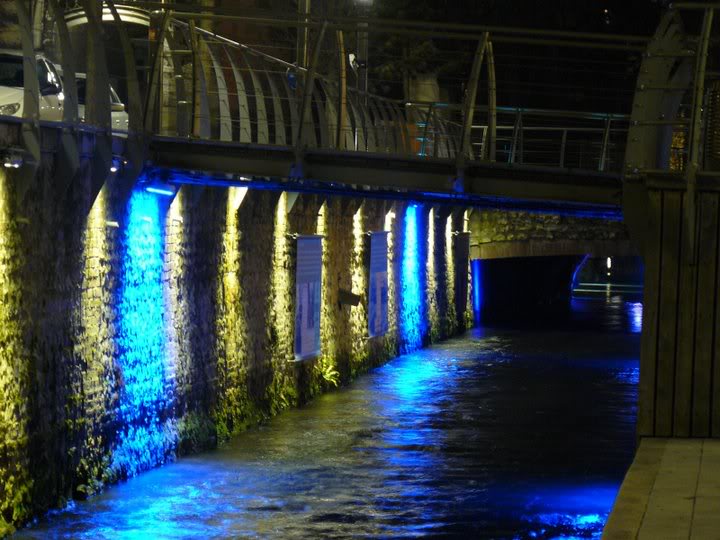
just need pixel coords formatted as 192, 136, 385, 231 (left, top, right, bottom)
513, 483, 618, 539
399, 204, 424, 352
471, 259, 482, 324
571, 254, 590, 291
627, 302, 643, 334
112, 189, 176, 478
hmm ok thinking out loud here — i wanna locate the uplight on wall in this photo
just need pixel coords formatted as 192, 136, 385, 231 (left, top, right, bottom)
229, 186, 249, 212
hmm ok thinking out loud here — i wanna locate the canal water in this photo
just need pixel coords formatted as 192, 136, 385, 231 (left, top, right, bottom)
18, 292, 640, 539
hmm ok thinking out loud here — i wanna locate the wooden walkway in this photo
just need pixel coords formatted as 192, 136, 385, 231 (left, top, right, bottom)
603, 438, 720, 539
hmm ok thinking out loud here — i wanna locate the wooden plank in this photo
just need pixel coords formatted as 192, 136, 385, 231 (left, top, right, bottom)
638, 440, 702, 540
638, 189, 663, 437
603, 438, 665, 540
674, 193, 698, 437
710, 193, 720, 437
691, 440, 720, 539
655, 191, 682, 437
695, 194, 718, 436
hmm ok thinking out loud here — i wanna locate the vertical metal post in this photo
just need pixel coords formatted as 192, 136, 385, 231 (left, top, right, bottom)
80, 0, 111, 131
599, 118, 612, 171
336, 29, 348, 150
518, 111, 524, 164
48, 0, 78, 124
143, 9, 171, 133
107, 0, 143, 136
15, 0, 40, 165
509, 109, 522, 164
486, 40, 497, 162
296, 0, 311, 68
358, 21, 369, 105
459, 34, 488, 160
686, 7, 714, 262
419, 103, 434, 157
432, 107, 440, 158
560, 129, 567, 168
294, 21, 328, 172
479, 126, 488, 160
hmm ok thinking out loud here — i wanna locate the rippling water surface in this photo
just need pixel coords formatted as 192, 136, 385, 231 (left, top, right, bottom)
19, 294, 640, 539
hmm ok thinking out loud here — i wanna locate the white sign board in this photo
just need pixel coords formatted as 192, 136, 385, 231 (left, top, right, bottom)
295, 236, 323, 360
369, 232, 389, 337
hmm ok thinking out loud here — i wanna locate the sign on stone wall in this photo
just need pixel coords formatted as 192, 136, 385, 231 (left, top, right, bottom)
295, 235, 323, 360
369, 232, 389, 337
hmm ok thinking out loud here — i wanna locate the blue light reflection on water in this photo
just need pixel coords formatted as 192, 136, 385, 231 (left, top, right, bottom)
20, 297, 639, 539
627, 302, 643, 334
112, 189, 176, 478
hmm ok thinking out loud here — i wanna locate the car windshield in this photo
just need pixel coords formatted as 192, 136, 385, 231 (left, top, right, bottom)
75, 78, 122, 107
0, 54, 24, 87
76, 78, 86, 105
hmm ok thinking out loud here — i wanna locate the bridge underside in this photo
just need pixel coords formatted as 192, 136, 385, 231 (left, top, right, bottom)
150, 137, 623, 216
471, 239, 637, 259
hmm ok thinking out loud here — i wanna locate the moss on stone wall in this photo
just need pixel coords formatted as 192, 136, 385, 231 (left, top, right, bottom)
0, 170, 32, 536
0, 165, 477, 534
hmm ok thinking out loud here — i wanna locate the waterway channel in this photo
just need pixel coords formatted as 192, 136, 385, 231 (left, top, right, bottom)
18, 292, 640, 539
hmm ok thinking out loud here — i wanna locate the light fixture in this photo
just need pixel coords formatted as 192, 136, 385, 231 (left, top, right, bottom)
606, 256, 612, 270
3, 151, 23, 169
110, 155, 126, 174
144, 178, 177, 198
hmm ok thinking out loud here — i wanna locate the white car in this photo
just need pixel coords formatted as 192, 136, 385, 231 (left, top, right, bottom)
74, 73, 129, 135
0, 49, 64, 121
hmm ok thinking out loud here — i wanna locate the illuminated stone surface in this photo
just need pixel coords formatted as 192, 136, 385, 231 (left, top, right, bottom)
0, 166, 473, 533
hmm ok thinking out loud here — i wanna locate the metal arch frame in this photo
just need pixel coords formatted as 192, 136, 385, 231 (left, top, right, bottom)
241, 49, 269, 145
346, 89, 366, 151
319, 79, 339, 149
312, 83, 330, 148
224, 48, 252, 143
206, 42, 232, 142
187, 20, 211, 139
264, 69, 287, 145
624, 10, 694, 253
164, 28, 191, 137
366, 96, 387, 152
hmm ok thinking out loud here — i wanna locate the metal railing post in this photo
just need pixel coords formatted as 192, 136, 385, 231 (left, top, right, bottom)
143, 9, 171, 134
560, 129, 567, 168
486, 40, 497, 162
459, 34, 489, 160
685, 7, 714, 262
599, 117, 611, 171
294, 21, 328, 174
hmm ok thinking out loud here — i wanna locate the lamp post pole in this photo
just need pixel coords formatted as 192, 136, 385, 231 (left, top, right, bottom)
355, 0, 372, 104
297, 0, 311, 68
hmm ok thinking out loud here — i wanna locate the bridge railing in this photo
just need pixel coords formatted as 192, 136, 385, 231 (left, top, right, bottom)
2, 3, 639, 179
150, 19, 464, 159
470, 107, 630, 172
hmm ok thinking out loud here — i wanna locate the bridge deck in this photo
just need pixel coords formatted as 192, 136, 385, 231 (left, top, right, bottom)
603, 438, 720, 540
